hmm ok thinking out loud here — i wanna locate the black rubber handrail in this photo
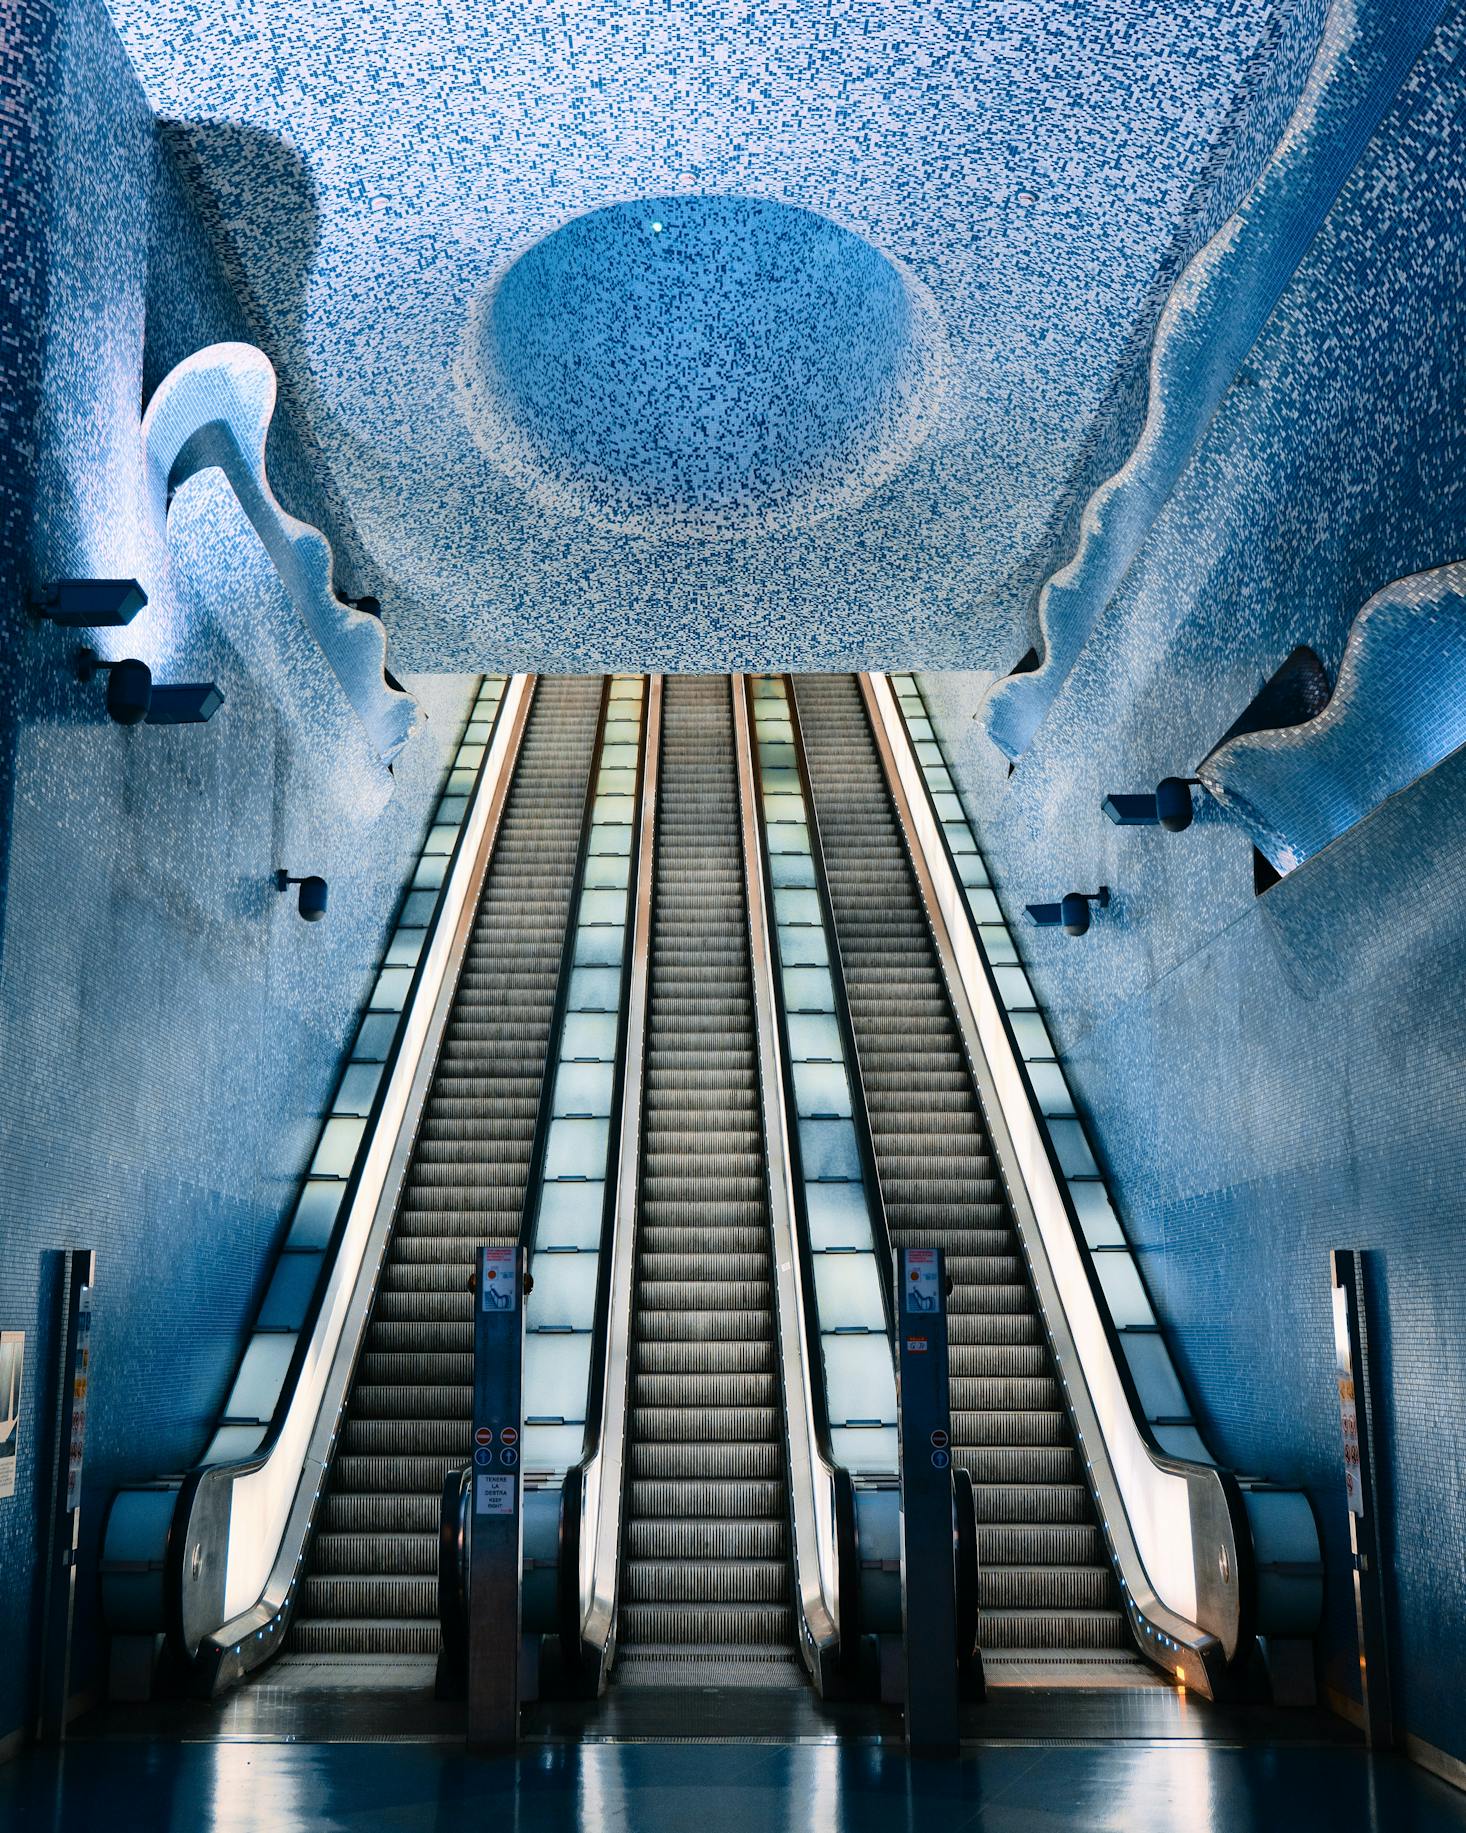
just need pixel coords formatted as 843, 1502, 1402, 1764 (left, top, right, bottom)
552, 680, 653, 1683
516, 674, 617, 1265
742, 675, 882, 1688
782, 674, 897, 1330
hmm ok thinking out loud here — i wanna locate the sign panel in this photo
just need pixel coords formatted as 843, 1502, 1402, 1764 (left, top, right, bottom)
469, 1243, 523, 1748
481, 1247, 517, 1310
0, 1332, 23, 1501
895, 1247, 958, 1753
1332, 1283, 1363, 1517
475, 1474, 516, 1517
64, 1294, 90, 1512
904, 1248, 940, 1313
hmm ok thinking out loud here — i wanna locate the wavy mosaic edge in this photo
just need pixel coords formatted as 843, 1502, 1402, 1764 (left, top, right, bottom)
141, 342, 419, 764
1199, 556, 1466, 872
979, 0, 1446, 762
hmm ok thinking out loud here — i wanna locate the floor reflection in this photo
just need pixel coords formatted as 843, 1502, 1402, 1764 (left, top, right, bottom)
6, 1734, 1465, 1831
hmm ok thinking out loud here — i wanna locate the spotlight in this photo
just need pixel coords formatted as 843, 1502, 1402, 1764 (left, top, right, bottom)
75, 648, 223, 726
33, 578, 147, 627
274, 870, 328, 922
1025, 887, 1110, 938
1102, 778, 1198, 833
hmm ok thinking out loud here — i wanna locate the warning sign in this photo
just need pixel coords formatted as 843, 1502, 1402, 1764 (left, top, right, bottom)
475, 1473, 516, 1516
905, 1248, 940, 1314
482, 1248, 517, 1310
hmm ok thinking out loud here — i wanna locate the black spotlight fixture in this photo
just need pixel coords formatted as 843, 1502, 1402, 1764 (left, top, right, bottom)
275, 870, 328, 922
1025, 886, 1110, 938
76, 648, 224, 727
1101, 777, 1199, 833
33, 578, 148, 627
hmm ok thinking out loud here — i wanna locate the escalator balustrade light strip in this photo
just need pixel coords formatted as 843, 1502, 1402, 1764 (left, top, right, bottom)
748, 675, 898, 1481
202, 677, 510, 1468
524, 675, 647, 1481
880, 673, 1198, 1445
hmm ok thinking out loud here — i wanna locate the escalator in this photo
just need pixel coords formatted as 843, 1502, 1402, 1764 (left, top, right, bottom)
616, 674, 798, 1682
105, 668, 1313, 1715
792, 673, 1131, 1670
288, 675, 603, 1657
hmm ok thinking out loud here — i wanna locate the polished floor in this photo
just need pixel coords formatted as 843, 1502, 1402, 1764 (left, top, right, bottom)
6, 1733, 1466, 1832
5, 1673, 1465, 1833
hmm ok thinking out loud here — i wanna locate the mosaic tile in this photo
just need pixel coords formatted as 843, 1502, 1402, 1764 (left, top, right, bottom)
0, 0, 473, 1750
922, 4, 1466, 1765
1200, 558, 1466, 871
99, 0, 1320, 671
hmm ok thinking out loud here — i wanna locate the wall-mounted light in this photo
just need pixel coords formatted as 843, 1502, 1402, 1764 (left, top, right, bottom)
33, 578, 147, 627
274, 870, 328, 922
1026, 886, 1110, 938
1102, 777, 1198, 833
76, 648, 224, 727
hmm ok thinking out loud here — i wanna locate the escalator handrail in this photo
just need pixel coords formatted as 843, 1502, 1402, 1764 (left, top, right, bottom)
142, 673, 537, 1678
515, 675, 618, 1265
732, 675, 846, 1687
781, 673, 898, 1331
859, 669, 1267, 1676
569, 674, 661, 1678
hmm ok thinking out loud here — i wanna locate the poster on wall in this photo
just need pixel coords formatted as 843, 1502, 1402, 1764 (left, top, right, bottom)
0, 1331, 22, 1500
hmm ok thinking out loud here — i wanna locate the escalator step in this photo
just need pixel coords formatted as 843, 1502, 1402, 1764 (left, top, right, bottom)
617, 1604, 795, 1646
978, 1609, 1131, 1651
622, 1558, 789, 1604
625, 1518, 787, 1560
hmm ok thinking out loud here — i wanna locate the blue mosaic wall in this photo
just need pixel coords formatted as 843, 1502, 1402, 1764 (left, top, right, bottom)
0, 0, 473, 1747
100, 0, 1324, 674
923, 3, 1466, 1765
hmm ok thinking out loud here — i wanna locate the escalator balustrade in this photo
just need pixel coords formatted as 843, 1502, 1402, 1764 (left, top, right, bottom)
289, 675, 603, 1656
793, 673, 1129, 1663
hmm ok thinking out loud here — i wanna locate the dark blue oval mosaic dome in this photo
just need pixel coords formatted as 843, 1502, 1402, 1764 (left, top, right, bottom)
475, 196, 939, 537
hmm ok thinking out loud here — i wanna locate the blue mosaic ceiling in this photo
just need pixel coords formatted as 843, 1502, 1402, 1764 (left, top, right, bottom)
105, 1, 1325, 672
